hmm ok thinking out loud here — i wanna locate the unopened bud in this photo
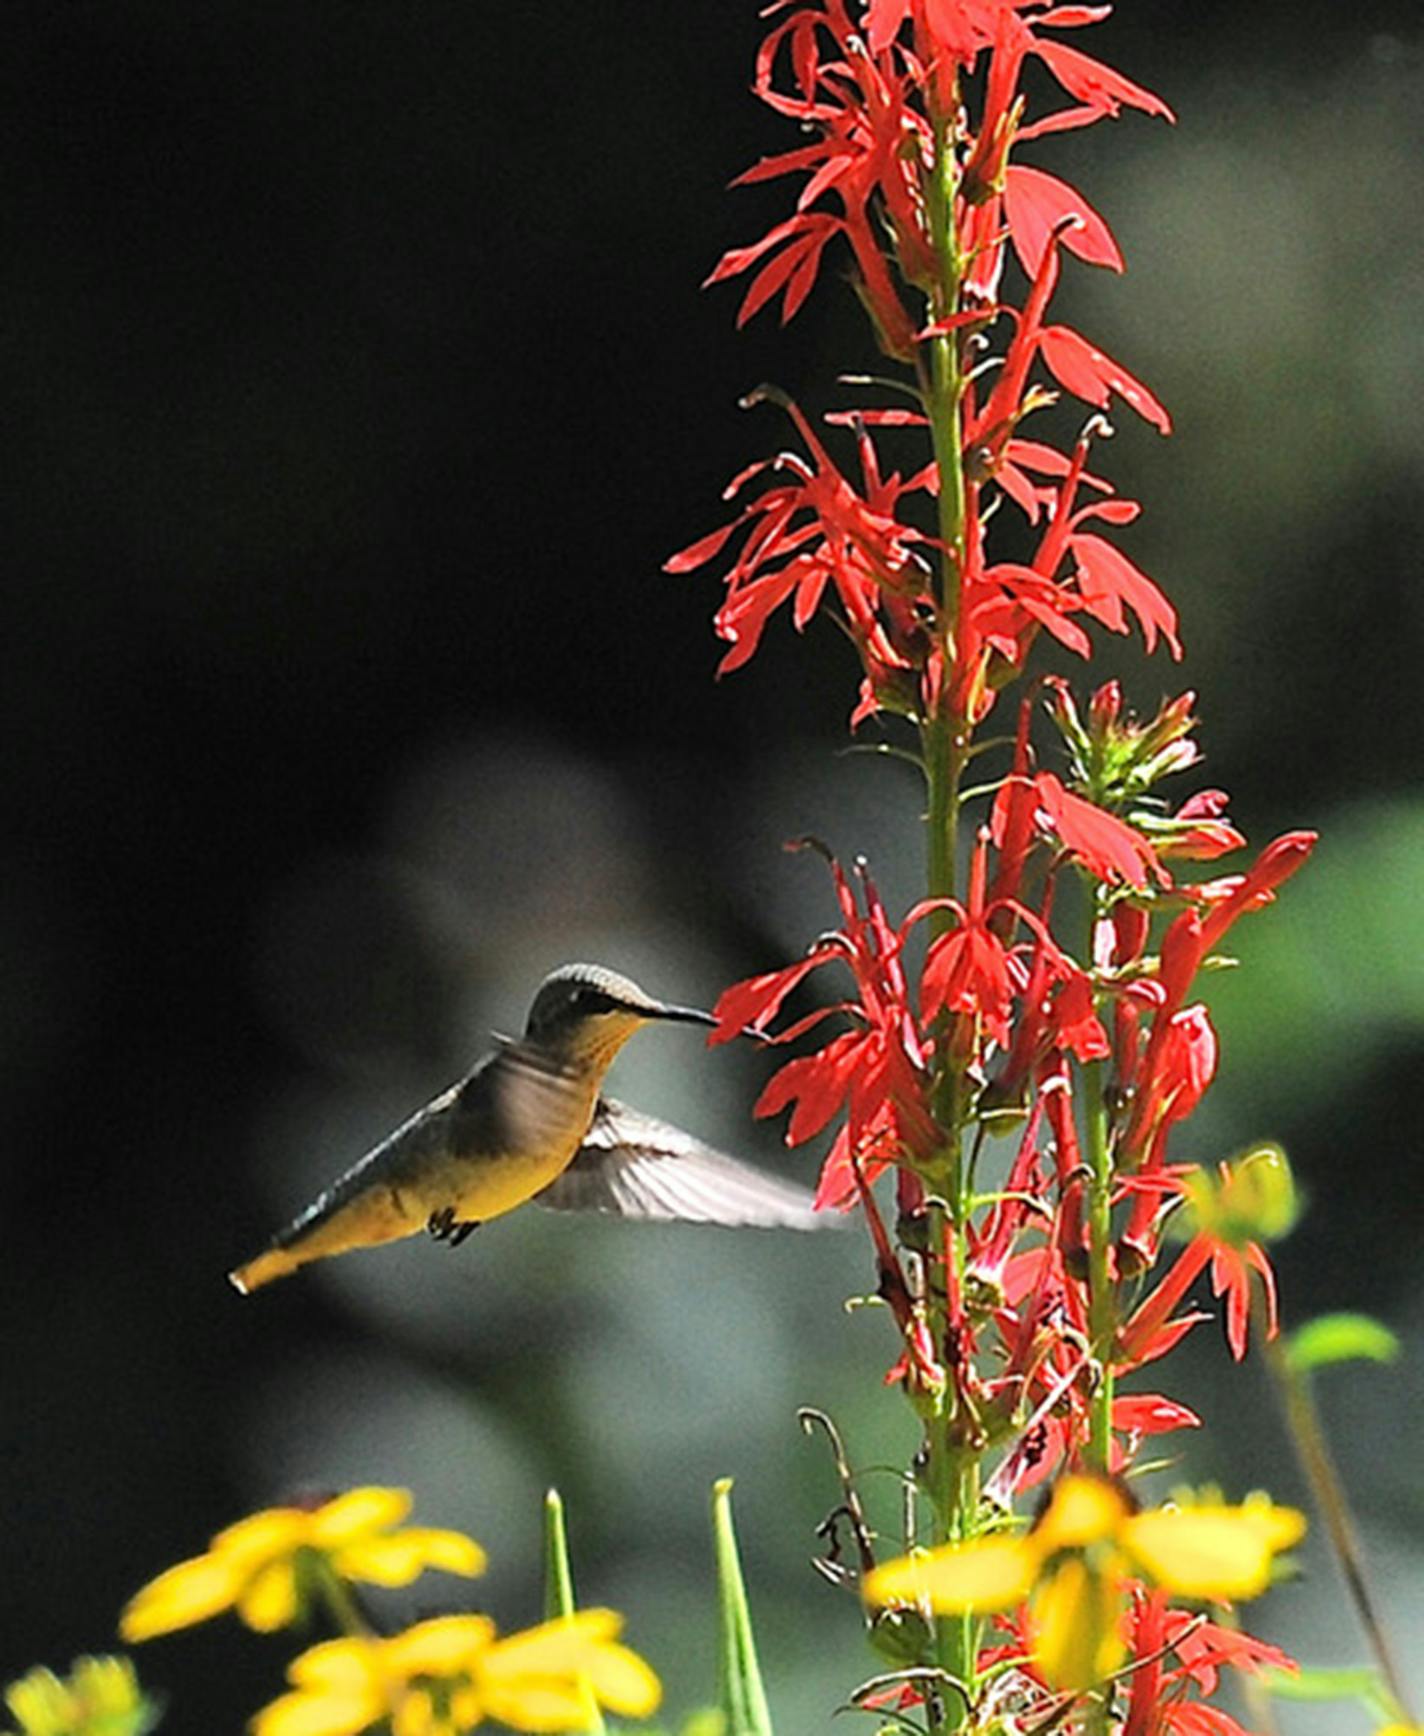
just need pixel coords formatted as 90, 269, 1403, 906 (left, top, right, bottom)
1140, 690, 1198, 756
1089, 679, 1123, 734
1183, 1144, 1299, 1246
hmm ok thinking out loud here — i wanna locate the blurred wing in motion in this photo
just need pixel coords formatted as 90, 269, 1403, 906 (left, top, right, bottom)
536, 1097, 826, 1231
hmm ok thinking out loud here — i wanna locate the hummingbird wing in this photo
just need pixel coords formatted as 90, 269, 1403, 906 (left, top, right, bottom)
535, 1097, 826, 1230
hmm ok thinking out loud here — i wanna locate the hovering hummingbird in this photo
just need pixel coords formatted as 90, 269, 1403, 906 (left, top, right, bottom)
229, 963, 823, 1294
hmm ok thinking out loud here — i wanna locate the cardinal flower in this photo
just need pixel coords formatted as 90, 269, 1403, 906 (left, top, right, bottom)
712, 850, 938, 1204
666, 394, 928, 677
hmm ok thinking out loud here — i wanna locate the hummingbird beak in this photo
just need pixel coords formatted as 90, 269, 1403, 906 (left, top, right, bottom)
648, 1000, 772, 1045
647, 1001, 720, 1028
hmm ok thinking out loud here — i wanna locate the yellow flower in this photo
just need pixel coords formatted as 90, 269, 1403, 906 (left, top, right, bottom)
251, 1609, 662, 1736
4, 1654, 154, 1736
253, 1616, 495, 1736
477, 1610, 662, 1732
865, 1475, 1305, 1693
120, 1488, 486, 1642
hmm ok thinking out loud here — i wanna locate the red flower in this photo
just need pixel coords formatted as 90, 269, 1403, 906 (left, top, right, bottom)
1034, 771, 1167, 889
1118, 1187, 1278, 1367
709, 1, 928, 348
916, 830, 1062, 1046
1003, 163, 1124, 278
712, 850, 938, 1204
1152, 790, 1248, 861
1124, 1589, 1293, 1736
666, 396, 927, 676
1194, 829, 1317, 951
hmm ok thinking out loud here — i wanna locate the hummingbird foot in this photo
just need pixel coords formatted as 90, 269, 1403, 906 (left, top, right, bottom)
427, 1206, 480, 1246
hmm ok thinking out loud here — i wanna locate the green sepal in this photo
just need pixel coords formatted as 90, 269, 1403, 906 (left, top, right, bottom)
711, 1479, 774, 1736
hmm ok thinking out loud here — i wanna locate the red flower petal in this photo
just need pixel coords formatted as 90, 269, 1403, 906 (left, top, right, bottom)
1039, 324, 1173, 433
1070, 530, 1181, 658
710, 952, 832, 1043
1112, 1394, 1201, 1436
1032, 36, 1175, 124
1004, 163, 1124, 278
1034, 772, 1166, 889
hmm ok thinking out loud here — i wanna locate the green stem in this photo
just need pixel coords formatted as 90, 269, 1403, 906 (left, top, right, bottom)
1078, 1051, 1116, 1736
903, 87, 986, 1736
1259, 1300, 1415, 1723
924, 111, 968, 651
921, 108, 968, 935
1082, 1055, 1115, 1475
305, 1552, 372, 1639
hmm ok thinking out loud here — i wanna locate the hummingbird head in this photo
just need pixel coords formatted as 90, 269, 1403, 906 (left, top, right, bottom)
523, 963, 716, 1071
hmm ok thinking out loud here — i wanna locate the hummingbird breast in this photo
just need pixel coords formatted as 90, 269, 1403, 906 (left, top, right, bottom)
440, 1041, 602, 1223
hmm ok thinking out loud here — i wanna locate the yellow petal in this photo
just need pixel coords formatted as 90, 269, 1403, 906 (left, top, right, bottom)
308, 1488, 414, 1548
391, 1687, 444, 1736
1033, 1475, 1131, 1554
6, 1666, 74, 1731
1237, 1496, 1307, 1554
479, 1611, 622, 1676
477, 1678, 590, 1733
1123, 1508, 1278, 1600
120, 1552, 243, 1640
335, 1529, 487, 1587
68, 1654, 143, 1718
450, 1683, 484, 1728
237, 1561, 300, 1632
288, 1639, 380, 1694
385, 1615, 497, 1677
211, 1509, 311, 1566
251, 1684, 381, 1736
1031, 1555, 1126, 1693
578, 1642, 663, 1718
864, 1538, 1037, 1613
478, 1612, 661, 1721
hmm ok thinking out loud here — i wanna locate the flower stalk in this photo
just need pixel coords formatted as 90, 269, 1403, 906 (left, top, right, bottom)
1257, 1291, 1416, 1724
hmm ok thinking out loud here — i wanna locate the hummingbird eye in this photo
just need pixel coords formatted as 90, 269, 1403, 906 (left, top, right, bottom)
573, 987, 620, 1017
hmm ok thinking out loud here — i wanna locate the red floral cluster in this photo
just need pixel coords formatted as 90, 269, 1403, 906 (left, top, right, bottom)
711, 691, 1312, 1398
667, 0, 1178, 731
677, 3, 1315, 1730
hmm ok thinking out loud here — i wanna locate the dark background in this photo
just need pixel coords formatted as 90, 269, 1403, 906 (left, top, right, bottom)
3, 4, 1423, 1731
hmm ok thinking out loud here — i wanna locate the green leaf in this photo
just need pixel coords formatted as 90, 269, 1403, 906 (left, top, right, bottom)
711, 1480, 774, 1736
1284, 1313, 1401, 1376
1263, 1664, 1394, 1718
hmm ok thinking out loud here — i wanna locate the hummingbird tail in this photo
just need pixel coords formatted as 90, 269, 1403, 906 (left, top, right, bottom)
228, 1247, 299, 1295
227, 1168, 427, 1297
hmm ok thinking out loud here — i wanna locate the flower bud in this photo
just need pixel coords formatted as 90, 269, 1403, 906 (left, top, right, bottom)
1182, 1145, 1299, 1246
1089, 679, 1122, 734
866, 1602, 933, 1665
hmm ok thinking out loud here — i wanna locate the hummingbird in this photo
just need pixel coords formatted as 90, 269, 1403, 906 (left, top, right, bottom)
229, 962, 823, 1294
